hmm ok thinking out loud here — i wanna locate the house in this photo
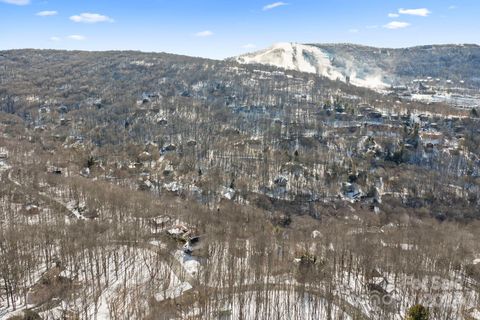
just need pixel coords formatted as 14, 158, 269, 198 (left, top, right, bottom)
57, 105, 68, 113
48, 166, 62, 175
142, 92, 160, 104
138, 179, 153, 191
221, 186, 235, 200
418, 114, 430, 122
358, 104, 373, 112
149, 215, 171, 233
157, 118, 168, 125
160, 144, 177, 154
341, 182, 362, 202
163, 164, 174, 176
311, 230, 322, 238
34, 125, 47, 132
414, 82, 429, 92
164, 181, 182, 193
80, 167, 90, 178
368, 111, 383, 120
390, 113, 400, 120
59, 118, 71, 126
420, 132, 443, 147
23, 204, 40, 215
183, 235, 204, 256
274, 175, 288, 187
186, 140, 197, 147
167, 224, 199, 243
392, 85, 408, 92
39, 106, 50, 114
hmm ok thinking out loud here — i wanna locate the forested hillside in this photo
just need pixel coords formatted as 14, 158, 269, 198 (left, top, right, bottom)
0, 50, 479, 320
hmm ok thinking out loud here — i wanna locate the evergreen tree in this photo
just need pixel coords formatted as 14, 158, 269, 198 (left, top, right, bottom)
406, 304, 430, 320
471, 108, 479, 118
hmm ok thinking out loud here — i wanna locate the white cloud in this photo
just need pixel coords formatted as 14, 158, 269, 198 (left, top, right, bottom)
50, 36, 61, 41
242, 44, 256, 49
384, 21, 411, 30
388, 13, 400, 18
0, 0, 29, 5
263, 2, 288, 11
348, 29, 359, 33
398, 8, 431, 17
195, 30, 213, 37
366, 25, 378, 29
448, 5, 457, 10
70, 13, 114, 23
36, 11, 58, 17
67, 35, 86, 41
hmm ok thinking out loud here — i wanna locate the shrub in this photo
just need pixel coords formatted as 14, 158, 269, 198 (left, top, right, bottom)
406, 304, 429, 320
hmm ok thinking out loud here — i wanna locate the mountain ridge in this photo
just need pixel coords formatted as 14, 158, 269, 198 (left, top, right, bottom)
232, 42, 480, 90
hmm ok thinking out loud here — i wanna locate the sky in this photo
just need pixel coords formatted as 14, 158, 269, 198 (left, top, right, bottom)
0, 0, 478, 59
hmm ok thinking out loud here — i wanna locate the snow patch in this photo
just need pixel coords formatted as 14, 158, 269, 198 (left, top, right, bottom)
174, 250, 201, 277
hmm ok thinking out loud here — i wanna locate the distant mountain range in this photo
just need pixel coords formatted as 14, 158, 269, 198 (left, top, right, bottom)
232, 42, 480, 90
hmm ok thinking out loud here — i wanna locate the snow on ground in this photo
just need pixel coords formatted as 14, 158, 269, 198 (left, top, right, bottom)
186, 290, 352, 320
149, 240, 167, 250
410, 93, 480, 108
0, 263, 48, 319
0, 309, 24, 319
470, 308, 480, 320
221, 186, 236, 200
25, 246, 193, 320
154, 277, 192, 302
66, 200, 87, 220
86, 246, 192, 319
0, 160, 10, 172
174, 250, 201, 277
235, 42, 389, 90
333, 269, 479, 320
130, 60, 154, 67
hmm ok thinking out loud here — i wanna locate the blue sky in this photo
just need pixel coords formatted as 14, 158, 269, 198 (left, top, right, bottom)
0, 0, 478, 59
